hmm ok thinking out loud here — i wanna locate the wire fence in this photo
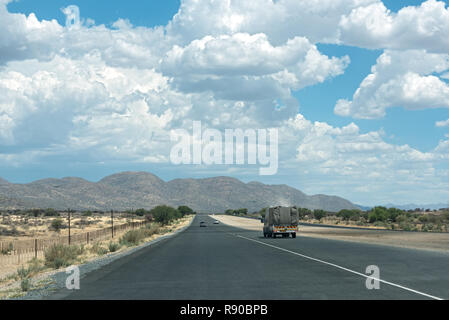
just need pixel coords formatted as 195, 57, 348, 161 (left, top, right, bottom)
0, 221, 147, 267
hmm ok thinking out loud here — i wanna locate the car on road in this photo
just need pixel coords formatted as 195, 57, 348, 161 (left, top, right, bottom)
200, 221, 207, 227
213, 220, 219, 224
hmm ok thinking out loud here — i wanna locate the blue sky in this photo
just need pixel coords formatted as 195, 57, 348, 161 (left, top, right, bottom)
7, 0, 181, 28
1, 0, 449, 206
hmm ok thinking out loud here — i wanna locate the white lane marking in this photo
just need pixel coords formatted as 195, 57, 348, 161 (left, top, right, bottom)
234, 234, 443, 300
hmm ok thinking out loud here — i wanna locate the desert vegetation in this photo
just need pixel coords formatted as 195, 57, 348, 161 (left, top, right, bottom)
224, 206, 449, 232
0, 206, 194, 297
0, 209, 141, 241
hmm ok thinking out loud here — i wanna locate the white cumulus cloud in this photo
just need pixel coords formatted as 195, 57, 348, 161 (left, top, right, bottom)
335, 50, 449, 118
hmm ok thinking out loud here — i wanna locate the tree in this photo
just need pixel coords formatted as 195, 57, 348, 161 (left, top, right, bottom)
177, 206, 194, 217
368, 206, 390, 223
150, 205, 179, 225
29, 209, 42, 217
237, 208, 248, 215
51, 218, 64, 232
297, 208, 312, 219
134, 208, 147, 216
336, 209, 352, 221
44, 208, 59, 217
336, 209, 362, 221
82, 210, 93, 217
313, 209, 327, 221
225, 209, 234, 215
387, 208, 403, 222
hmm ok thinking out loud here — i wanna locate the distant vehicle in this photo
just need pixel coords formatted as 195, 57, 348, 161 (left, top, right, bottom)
213, 220, 219, 224
200, 221, 207, 227
262, 206, 298, 238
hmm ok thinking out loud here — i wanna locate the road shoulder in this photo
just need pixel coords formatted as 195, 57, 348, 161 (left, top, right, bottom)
211, 215, 449, 253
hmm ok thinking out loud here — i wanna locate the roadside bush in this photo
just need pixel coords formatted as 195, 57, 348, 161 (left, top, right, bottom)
313, 210, 327, 221
418, 215, 429, 224
17, 266, 31, 280
144, 223, 161, 237
27, 258, 44, 275
150, 205, 180, 225
177, 205, 194, 217
44, 244, 83, 269
90, 242, 108, 255
373, 221, 386, 227
108, 242, 120, 253
21, 279, 31, 292
336, 209, 361, 221
399, 222, 412, 231
120, 229, 145, 246
442, 211, 449, 221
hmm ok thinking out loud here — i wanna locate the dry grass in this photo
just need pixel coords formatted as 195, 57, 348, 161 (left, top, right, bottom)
211, 214, 449, 253
0, 214, 142, 241
0, 215, 193, 299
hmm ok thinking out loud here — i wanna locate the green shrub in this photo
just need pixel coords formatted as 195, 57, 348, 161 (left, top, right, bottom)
150, 205, 180, 225
442, 211, 449, 221
108, 242, 120, 253
44, 208, 59, 217
82, 211, 93, 217
177, 206, 194, 217
17, 266, 31, 280
44, 244, 82, 269
96, 247, 108, 255
21, 279, 31, 292
50, 218, 65, 232
27, 258, 44, 274
144, 223, 161, 237
90, 242, 108, 255
418, 215, 429, 223
120, 229, 145, 246
313, 209, 327, 221
399, 222, 412, 231
134, 208, 147, 216
373, 221, 386, 227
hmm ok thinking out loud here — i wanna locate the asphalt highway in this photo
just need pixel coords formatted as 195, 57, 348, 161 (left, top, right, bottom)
49, 215, 449, 300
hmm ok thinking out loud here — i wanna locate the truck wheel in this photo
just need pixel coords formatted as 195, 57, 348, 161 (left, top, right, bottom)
292, 233, 296, 238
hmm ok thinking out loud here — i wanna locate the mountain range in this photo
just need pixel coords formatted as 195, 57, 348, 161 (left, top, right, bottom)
0, 171, 359, 213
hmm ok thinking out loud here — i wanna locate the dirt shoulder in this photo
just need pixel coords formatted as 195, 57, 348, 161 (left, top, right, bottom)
0, 215, 194, 299
211, 215, 449, 253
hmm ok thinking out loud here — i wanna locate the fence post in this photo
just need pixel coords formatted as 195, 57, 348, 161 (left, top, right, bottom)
111, 210, 114, 238
87, 232, 89, 245
34, 239, 37, 259
68, 208, 71, 245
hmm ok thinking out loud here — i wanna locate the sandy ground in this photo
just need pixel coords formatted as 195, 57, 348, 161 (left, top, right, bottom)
0, 214, 142, 242
0, 215, 193, 297
211, 215, 449, 253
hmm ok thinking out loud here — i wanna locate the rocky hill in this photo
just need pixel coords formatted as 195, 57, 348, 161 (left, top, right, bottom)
0, 172, 358, 212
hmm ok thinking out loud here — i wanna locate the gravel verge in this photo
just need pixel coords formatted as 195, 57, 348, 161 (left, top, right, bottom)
11, 217, 194, 300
